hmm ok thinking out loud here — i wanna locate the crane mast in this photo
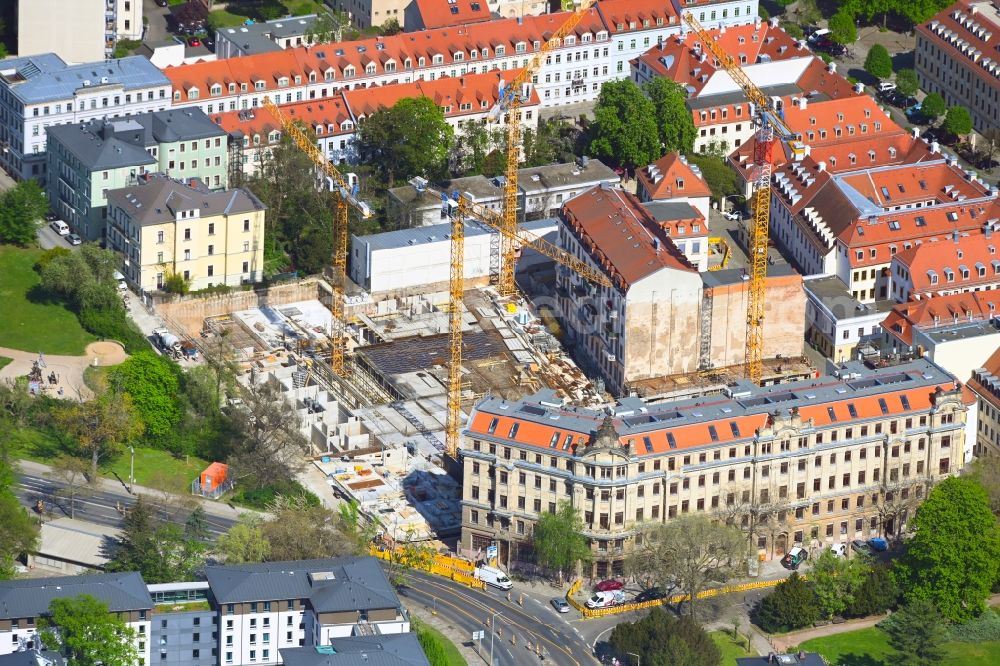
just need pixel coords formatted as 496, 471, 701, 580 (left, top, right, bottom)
262, 96, 372, 377
682, 13, 805, 384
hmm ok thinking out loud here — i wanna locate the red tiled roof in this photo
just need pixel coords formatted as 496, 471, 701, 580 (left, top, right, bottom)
595, 0, 679, 34
882, 291, 1000, 346
636, 152, 712, 201
561, 186, 696, 290
917, 1, 1000, 96
893, 230, 1000, 295
415, 0, 492, 30
213, 95, 353, 138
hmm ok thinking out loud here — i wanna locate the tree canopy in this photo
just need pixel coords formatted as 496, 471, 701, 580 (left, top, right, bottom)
609, 607, 721, 666
54, 382, 142, 479
0, 457, 38, 579
943, 106, 973, 136
644, 78, 696, 154
896, 476, 1000, 622
895, 69, 919, 97
588, 79, 660, 172
864, 44, 893, 79
829, 10, 857, 45
356, 96, 454, 185
108, 352, 182, 441
921, 92, 946, 121
41, 594, 139, 666
882, 598, 948, 666
106, 496, 206, 584
0, 180, 47, 246
754, 572, 818, 633
809, 549, 869, 619
688, 154, 740, 202
533, 500, 591, 578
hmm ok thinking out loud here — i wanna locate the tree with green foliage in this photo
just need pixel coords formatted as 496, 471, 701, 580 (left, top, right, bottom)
379, 17, 401, 36
0, 180, 48, 246
107, 496, 206, 583
217, 513, 271, 564
356, 96, 454, 185
49, 455, 94, 520
893, 0, 955, 27
894, 69, 919, 97
162, 271, 190, 295
0, 459, 39, 579
54, 383, 142, 480
108, 352, 182, 441
261, 495, 359, 561
337, 499, 378, 553
40, 594, 138, 666
896, 476, 1000, 622
688, 154, 739, 202
644, 77, 696, 154
829, 9, 857, 46
921, 92, 946, 121
846, 563, 899, 617
522, 118, 581, 168
864, 44, 893, 79
809, 549, 869, 619
943, 106, 973, 137
882, 598, 948, 666
305, 10, 351, 43
533, 500, 591, 580
609, 607, 721, 666
449, 120, 506, 177
588, 79, 660, 173
629, 516, 747, 618
754, 572, 818, 633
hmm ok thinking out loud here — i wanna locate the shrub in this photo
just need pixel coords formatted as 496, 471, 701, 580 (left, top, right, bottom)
864, 44, 893, 79
846, 564, 899, 618
78, 307, 149, 353
949, 609, 1000, 642
34, 247, 71, 272
232, 480, 320, 510
754, 572, 819, 633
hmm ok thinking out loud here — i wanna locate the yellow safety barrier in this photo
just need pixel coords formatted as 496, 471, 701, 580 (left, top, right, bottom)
565, 576, 785, 619
370, 546, 485, 590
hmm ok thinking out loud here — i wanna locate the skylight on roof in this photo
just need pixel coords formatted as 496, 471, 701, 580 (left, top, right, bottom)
643, 436, 653, 453
666, 433, 677, 449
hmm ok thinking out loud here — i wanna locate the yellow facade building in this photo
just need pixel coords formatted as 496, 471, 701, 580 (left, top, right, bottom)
106, 175, 266, 293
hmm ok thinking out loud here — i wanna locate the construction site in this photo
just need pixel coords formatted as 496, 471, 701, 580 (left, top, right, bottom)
136, 4, 828, 549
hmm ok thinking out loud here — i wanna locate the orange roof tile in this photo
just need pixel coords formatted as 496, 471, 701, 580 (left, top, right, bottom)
561, 186, 696, 290
636, 152, 712, 201
882, 291, 1000, 346
212, 95, 353, 138
415, 0, 492, 30
892, 230, 1000, 295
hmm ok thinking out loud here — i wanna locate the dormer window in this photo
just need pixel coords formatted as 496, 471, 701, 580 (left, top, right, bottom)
868, 150, 876, 161
385, 61, 396, 73
188, 87, 200, 100
365, 63, 377, 74
453, 52, 464, 62
255, 81, 265, 90
308, 73, 316, 83
294, 76, 301, 84
344, 66, 355, 78
848, 153, 856, 164
241, 83, 249, 92
277, 77, 289, 87
418, 57, 426, 67
582, 34, 592, 43
324, 69, 334, 81
496, 46, 505, 56
481, 48, 489, 58
404, 58, 412, 69
433, 54, 444, 64
470, 49, 478, 59
564, 36, 575, 46
210, 84, 221, 96
228, 83, 236, 93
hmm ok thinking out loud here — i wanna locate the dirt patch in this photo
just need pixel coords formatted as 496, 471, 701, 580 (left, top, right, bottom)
85, 341, 128, 366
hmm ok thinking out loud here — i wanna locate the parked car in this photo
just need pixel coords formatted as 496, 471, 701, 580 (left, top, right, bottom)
634, 587, 666, 603
585, 590, 624, 609
781, 546, 809, 570
807, 28, 831, 43
722, 210, 741, 221
906, 102, 924, 121
830, 542, 848, 558
851, 539, 872, 555
550, 598, 570, 613
878, 81, 897, 93
66, 233, 82, 246
868, 537, 889, 552
49, 220, 69, 236
594, 579, 624, 592
188, 37, 202, 47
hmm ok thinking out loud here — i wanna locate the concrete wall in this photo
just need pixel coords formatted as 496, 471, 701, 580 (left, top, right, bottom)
624, 269, 703, 382
149, 609, 216, 666
923, 331, 1000, 385
154, 277, 332, 337
704, 273, 806, 369
18, 0, 104, 64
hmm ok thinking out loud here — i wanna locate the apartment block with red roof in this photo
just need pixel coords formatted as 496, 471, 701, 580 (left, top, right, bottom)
405, 0, 493, 31
458, 358, 966, 573
635, 151, 712, 220
916, 1, 1000, 133
210, 71, 539, 176
967, 347, 1000, 455
881, 291, 1000, 387
631, 20, 857, 154
889, 228, 1000, 301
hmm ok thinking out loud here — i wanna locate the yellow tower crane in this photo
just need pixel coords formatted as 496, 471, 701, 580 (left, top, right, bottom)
682, 13, 806, 384
262, 96, 372, 377
489, 0, 598, 297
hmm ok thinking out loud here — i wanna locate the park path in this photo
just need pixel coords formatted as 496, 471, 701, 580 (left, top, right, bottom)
0, 341, 128, 401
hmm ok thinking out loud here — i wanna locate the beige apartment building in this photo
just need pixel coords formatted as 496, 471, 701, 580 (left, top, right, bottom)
105, 175, 266, 293
459, 359, 966, 577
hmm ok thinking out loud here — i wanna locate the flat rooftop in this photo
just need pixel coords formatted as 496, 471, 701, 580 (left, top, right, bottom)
0, 54, 168, 104
804, 275, 896, 317
924, 317, 1000, 343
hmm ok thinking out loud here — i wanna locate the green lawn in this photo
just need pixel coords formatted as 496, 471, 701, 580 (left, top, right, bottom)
800, 626, 1000, 665
7, 425, 208, 495
0, 246, 95, 355
411, 616, 465, 666
0, 356, 12, 371
711, 631, 755, 664
209, 0, 325, 28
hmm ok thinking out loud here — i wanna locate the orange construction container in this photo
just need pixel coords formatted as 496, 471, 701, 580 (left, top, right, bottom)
199, 462, 228, 492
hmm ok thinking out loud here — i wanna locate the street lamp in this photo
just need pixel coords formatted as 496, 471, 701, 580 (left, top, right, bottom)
489, 611, 504, 666
129, 446, 135, 494
627, 652, 641, 666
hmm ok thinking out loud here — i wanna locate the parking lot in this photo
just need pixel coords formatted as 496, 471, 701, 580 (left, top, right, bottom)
36, 221, 82, 250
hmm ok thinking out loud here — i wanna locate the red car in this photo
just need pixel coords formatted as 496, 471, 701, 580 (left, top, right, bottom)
188, 37, 202, 47
594, 579, 624, 592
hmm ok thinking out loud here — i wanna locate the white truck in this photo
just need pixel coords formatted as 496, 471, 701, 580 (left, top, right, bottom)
585, 590, 625, 609
474, 565, 513, 590
153, 327, 182, 358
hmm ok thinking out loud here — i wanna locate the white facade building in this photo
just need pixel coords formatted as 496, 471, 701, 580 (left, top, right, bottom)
0, 54, 171, 183
17, 0, 142, 64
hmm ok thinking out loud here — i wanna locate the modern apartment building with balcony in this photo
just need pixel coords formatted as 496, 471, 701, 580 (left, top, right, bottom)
46, 108, 229, 241
459, 359, 966, 577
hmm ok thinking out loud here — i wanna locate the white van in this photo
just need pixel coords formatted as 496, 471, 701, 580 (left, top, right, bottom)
474, 565, 513, 590
50, 220, 69, 235
585, 590, 624, 609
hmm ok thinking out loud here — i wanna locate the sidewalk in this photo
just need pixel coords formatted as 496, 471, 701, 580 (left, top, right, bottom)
17, 458, 256, 522
0, 341, 128, 401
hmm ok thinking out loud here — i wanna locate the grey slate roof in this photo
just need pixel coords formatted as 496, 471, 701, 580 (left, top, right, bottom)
354, 218, 554, 252
0, 55, 168, 105
700, 262, 797, 288
517, 159, 618, 193
0, 651, 67, 666
0, 572, 152, 619
217, 14, 321, 56
204, 557, 401, 613
641, 200, 701, 222
47, 108, 225, 171
280, 635, 431, 666
106, 174, 265, 227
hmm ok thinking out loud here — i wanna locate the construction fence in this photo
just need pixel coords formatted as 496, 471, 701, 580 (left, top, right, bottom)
370, 546, 485, 590
566, 576, 785, 619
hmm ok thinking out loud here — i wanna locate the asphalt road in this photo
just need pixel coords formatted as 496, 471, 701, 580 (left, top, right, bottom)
35, 223, 79, 250
398, 569, 596, 666
15, 472, 237, 538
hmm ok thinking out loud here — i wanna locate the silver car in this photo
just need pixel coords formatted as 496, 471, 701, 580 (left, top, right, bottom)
550, 598, 570, 613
